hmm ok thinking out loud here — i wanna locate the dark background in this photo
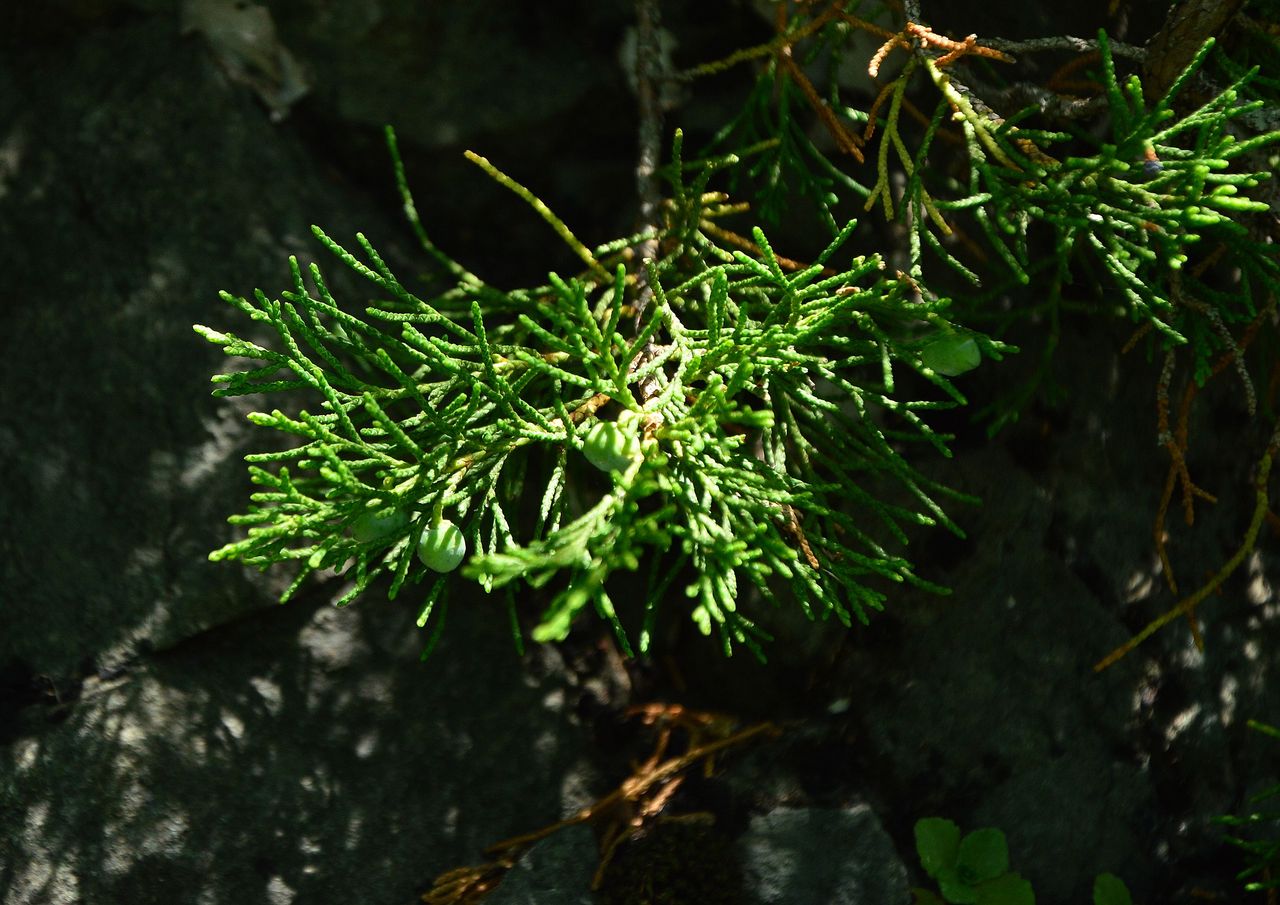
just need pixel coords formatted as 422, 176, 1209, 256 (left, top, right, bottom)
2, 2, 1278, 903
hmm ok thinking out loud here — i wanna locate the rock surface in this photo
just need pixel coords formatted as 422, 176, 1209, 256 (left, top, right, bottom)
3, 4, 1278, 905
485, 826, 598, 905
1, 10, 608, 904
0, 589, 596, 904
0, 14, 411, 679
738, 806, 910, 905
267, 0, 632, 150
840, 443, 1156, 902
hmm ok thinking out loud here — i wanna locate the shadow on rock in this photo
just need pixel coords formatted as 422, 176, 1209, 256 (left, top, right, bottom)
1, 585, 595, 905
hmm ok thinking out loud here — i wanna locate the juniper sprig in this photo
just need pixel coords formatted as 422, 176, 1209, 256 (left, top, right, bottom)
196, 125, 985, 659
199, 2, 1277, 665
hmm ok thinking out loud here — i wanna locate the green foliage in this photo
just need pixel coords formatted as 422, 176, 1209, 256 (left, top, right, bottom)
1209, 5, 1280, 117
912, 818, 1133, 905
919, 33, 1279, 357
196, 1, 1279, 661
711, 5, 1279, 427
913, 818, 1032, 905
1216, 720, 1280, 894
921, 334, 982, 376
702, 8, 877, 228
1092, 873, 1134, 905
197, 119, 992, 658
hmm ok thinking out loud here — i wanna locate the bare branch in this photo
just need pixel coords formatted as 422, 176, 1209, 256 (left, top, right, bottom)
1144, 0, 1244, 100
631, 0, 666, 403
983, 34, 1146, 61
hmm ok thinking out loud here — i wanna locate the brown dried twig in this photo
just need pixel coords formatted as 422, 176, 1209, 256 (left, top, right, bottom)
697, 220, 837, 276
1095, 430, 1278, 672
866, 20, 1014, 81
1137, 294, 1275, 663
778, 50, 865, 162
420, 708, 777, 903
671, 1, 842, 81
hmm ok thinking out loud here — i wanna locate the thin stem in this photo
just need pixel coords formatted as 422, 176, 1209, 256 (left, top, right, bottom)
983, 35, 1146, 60
463, 151, 609, 282
673, 3, 840, 81
1094, 433, 1278, 672
631, 0, 666, 404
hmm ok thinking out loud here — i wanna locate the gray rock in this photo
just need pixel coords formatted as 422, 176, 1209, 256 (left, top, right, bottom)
972, 751, 1151, 903
486, 825, 597, 905
738, 806, 910, 905
836, 443, 1157, 904
0, 15, 420, 678
268, 0, 632, 150
0, 588, 597, 905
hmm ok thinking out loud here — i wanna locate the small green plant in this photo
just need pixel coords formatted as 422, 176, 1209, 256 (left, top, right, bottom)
912, 817, 1134, 905
196, 1, 1279, 667
195, 125, 988, 660
1217, 720, 1280, 895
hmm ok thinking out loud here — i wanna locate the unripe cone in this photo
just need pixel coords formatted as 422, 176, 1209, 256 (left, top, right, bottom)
418, 520, 466, 572
351, 509, 408, 544
583, 420, 641, 473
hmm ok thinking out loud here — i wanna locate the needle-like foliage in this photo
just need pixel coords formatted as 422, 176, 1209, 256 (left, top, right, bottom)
197, 125, 988, 658
916, 34, 1280, 358
198, 1, 1278, 668
705, 6, 1278, 422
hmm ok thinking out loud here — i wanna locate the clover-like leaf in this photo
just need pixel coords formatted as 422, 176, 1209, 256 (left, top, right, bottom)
921, 334, 981, 376
957, 828, 1010, 884
916, 817, 962, 878
976, 872, 1035, 905
1092, 873, 1132, 905
937, 867, 980, 905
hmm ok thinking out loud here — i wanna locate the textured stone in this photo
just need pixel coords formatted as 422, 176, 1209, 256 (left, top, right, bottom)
486, 825, 597, 905
0, 15, 416, 678
738, 805, 910, 905
836, 442, 1157, 903
268, 0, 632, 150
0, 589, 595, 904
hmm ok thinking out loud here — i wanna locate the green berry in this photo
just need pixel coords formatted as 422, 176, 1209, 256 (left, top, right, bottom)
351, 508, 408, 544
921, 335, 981, 377
418, 520, 466, 572
583, 420, 641, 473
